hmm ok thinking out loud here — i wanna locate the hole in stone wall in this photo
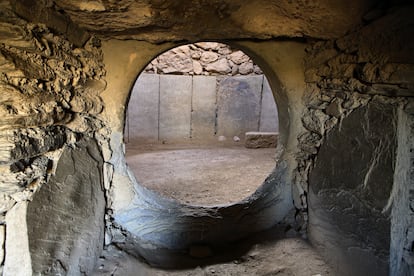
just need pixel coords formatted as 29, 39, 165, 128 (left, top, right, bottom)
124, 42, 280, 206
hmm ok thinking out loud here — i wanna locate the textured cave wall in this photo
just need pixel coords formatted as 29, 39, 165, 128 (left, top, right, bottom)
0, 0, 413, 273
24, 0, 376, 42
0, 1, 106, 274
300, 5, 414, 276
308, 100, 397, 276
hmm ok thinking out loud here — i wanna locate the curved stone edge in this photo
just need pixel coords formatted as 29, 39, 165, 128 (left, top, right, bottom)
110, 159, 292, 266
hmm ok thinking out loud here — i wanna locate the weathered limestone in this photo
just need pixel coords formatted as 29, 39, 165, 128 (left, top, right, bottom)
308, 101, 397, 276
0, 3, 106, 274
245, 132, 278, 148
24, 0, 377, 42
26, 139, 105, 275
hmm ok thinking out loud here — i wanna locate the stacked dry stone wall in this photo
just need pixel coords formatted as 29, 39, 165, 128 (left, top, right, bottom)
144, 42, 263, 76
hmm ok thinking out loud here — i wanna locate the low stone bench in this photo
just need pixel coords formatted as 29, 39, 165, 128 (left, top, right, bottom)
245, 132, 279, 148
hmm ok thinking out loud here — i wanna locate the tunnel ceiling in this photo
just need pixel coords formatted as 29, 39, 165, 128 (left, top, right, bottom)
12, 0, 380, 42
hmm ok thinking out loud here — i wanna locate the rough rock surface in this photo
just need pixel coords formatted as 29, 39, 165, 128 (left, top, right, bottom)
26, 139, 105, 275
13, 0, 377, 42
0, 2, 106, 274
308, 101, 397, 276
293, 6, 414, 274
245, 132, 278, 148
0, 0, 105, 206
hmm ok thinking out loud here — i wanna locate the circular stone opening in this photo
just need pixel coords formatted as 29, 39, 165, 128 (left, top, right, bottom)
124, 42, 280, 206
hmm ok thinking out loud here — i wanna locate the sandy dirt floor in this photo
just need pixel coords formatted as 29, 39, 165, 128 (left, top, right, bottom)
125, 142, 277, 205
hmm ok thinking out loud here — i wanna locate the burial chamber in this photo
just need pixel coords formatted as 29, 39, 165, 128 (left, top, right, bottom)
0, 0, 413, 275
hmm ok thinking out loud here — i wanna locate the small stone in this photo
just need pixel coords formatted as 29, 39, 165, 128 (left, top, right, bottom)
157, 52, 193, 74
195, 42, 220, 50
233, 136, 240, 142
229, 50, 250, 65
174, 45, 191, 56
205, 58, 231, 74
253, 65, 263, 74
238, 62, 254, 75
218, 136, 226, 142
200, 51, 219, 64
218, 46, 232, 55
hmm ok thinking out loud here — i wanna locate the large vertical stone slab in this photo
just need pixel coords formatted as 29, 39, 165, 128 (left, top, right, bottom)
217, 75, 263, 138
259, 77, 279, 132
308, 101, 396, 276
159, 75, 192, 141
26, 139, 105, 276
4, 202, 32, 276
127, 73, 160, 143
191, 76, 217, 140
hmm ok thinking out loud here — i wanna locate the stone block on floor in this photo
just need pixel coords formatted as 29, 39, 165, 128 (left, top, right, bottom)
245, 131, 278, 148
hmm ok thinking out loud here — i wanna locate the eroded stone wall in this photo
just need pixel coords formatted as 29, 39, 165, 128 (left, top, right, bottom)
0, 2, 106, 274
296, 5, 414, 275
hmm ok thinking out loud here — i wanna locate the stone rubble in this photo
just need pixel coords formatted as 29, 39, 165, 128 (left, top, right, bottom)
145, 42, 262, 76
